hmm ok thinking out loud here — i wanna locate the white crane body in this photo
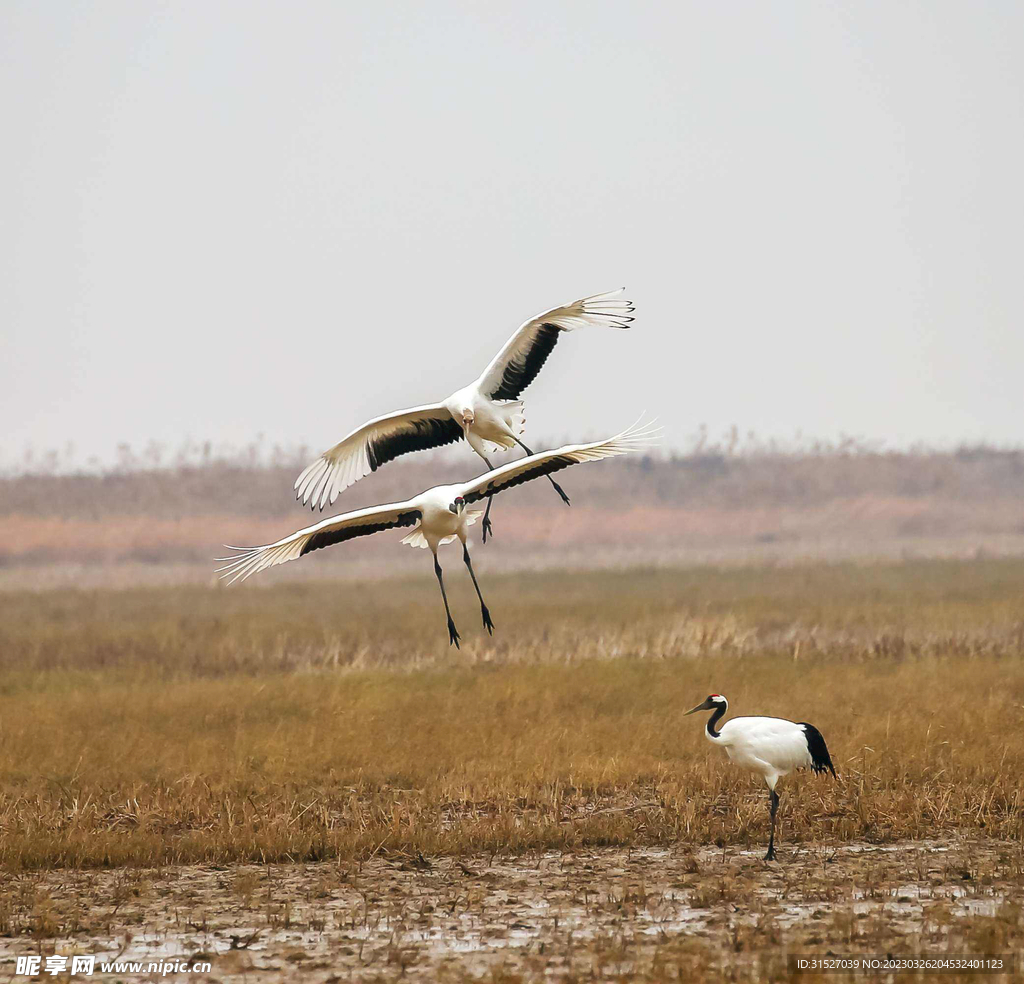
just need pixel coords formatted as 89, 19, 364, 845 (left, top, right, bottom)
399, 485, 483, 551
710, 717, 822, 790
687, 694, 836, 861
443, 389, 526, 458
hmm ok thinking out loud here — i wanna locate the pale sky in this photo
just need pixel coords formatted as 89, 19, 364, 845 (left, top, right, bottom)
2, 1, 1022, 471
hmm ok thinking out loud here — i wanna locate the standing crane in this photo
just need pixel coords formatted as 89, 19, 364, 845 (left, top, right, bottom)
686, 694, 837, 861
292, 289, 634, 542
220, 420, 657, 647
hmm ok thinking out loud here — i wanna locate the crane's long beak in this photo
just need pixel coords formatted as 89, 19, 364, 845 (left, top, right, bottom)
685, 699, 713, 715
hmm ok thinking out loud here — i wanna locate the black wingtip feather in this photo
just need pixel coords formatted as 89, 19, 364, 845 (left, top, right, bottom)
799, 723, 837, 778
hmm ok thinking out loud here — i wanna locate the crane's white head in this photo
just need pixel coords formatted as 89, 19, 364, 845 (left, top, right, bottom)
460, 407, 475, 427
685, 694, 728, 716
448, 495, 467, 515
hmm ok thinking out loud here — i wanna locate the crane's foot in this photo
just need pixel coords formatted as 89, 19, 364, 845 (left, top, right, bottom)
480, 605, 494, 635
447, 620, 461, 649
482, 516, 494, 542
764, 846, 777, 862
552, 482, 571, 506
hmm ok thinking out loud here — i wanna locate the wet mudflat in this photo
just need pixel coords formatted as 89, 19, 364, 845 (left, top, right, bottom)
2, 837, 1022, 982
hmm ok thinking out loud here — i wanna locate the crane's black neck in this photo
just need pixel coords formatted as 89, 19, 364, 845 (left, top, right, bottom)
706, 705, 726, 738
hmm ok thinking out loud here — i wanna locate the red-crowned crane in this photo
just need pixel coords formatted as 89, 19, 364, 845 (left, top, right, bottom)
293, 289, 634, 542
686, 694, 837, 861
220, 420, 657, 647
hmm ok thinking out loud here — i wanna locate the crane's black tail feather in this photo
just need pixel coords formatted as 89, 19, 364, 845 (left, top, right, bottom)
799, 723, 838, 778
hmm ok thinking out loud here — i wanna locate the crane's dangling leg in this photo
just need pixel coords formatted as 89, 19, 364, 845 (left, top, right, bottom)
765, 787, 780, 861
462, 543, 494, 634
515, 439, 570, 505
477, 453, 497, 543
432, 552, 461, 648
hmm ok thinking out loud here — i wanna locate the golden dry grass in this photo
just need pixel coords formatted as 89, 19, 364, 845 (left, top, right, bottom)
1, 559, 1022, 871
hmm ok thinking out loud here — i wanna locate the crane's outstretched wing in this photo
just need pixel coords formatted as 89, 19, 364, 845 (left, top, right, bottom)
295, 404, 461, 511
459, 418, 659, 505
216, 500, 421, 583
474, 289, 634, 402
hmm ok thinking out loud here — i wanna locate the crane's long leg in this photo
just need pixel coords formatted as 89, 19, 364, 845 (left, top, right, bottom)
476, 453, 497, 543
462, 544, 494, 634
515, 439, 571, 505
765, 788, 780, 861
432, 551, 461, 649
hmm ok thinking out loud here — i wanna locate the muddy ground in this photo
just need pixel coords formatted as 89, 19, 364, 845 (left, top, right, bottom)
2, 837, 1022, 981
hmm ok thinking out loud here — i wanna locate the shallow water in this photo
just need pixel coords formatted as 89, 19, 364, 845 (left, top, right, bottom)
1, 837, 1020, 981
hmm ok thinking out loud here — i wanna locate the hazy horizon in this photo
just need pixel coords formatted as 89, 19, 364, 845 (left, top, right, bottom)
3, 1, 1022, 472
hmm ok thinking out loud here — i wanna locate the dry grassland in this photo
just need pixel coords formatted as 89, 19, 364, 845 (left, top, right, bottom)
0, 559, 1022, 875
